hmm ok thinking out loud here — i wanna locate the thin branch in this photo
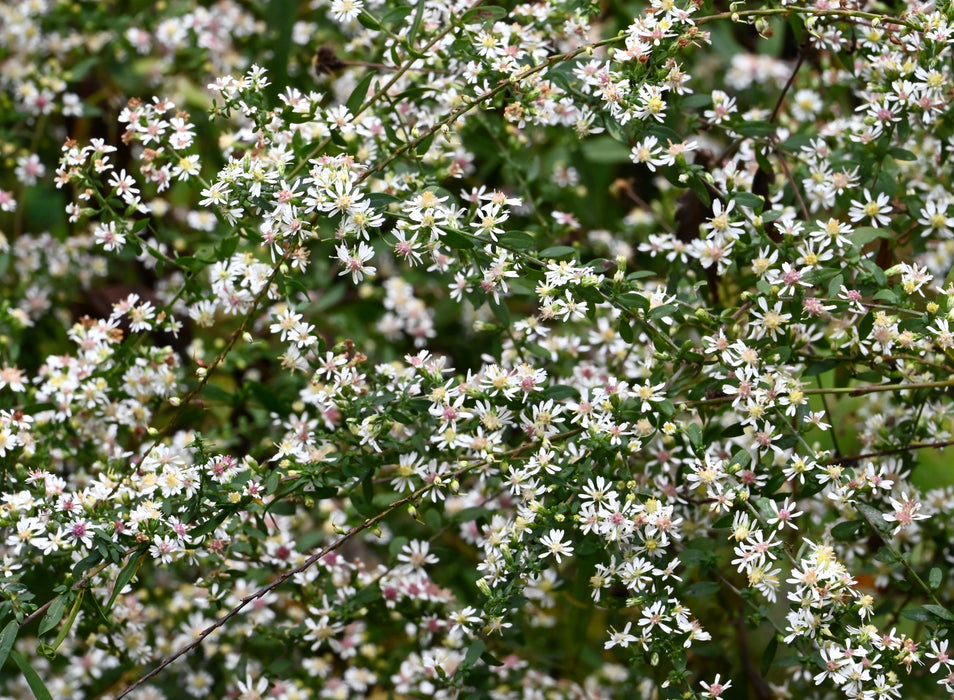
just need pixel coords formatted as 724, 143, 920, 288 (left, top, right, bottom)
824, 439, 954, 465
114, 476, 446, 698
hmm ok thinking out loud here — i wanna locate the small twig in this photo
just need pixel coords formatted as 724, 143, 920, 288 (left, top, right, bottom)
114, 476, 446, 698
824, 439, 954, 465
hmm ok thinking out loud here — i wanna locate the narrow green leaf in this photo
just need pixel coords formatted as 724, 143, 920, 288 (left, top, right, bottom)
733, 192, 764, 210
380, 6, 411, 27
889, 147, 916, 161
857, 503, 889, 533
930, 567, 943, 590
619, 319, 634, 344
542, 385, 577, 401
49, 589, 85, 653
924, 604, 954, 621
346, 71, 376, 115
442, 229, 473, 250
0, 620, 17, 670
760, 634, 779, 677
901, 606, 933, 622
461, 5, 507, 23
405, 0, 427, 49
648, 303, 678, 321
497, 230, 534, 249
831, 519, 863, 542
38, 596, 68, 637
735, 121, 776, 138
687, 422, 703, 449
873, 546, 897, 564
727, 449, 751, 469
463, 640, 485, 669
581, 137, 632, 164
489, 298, 510, 326
616, 292, 649, 311
357, 9, 381, 30
852, 226, 891, 247
538, 246, 576, 260
191, 510, 234, 539
10, 651, 53, 700
480, 650, 504, 666
216, 234, 240, 260
827, 273, 844, 300
200, 382, 233, 404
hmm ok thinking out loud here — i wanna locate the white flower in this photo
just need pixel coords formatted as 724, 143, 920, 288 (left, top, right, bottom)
604, 622, 638, 649
539, 529, 574, 563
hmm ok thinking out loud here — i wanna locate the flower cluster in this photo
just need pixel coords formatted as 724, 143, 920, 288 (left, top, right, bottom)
2, 0, 954, 699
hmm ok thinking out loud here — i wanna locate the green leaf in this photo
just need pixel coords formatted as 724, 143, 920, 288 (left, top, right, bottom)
543, 385, 578, 400
191, 509, 235, 539
828, 273, 844, 300
346, 71, 376, 115
250, 381, 289, 413
216, 234, 240, 260
461, 5, 508, 23
463, 640, 485, 669
405, 0, 427, 50
619, 318, 634, 343
497, 230, 535, 250
804, 359, 838, 377
648, 303, 678, 321
733, 192, 764, 210
872, 289, 899, 304
930, 567, 943, 590
538, 246, 576, 260
0, 620, 17, 670
200, 382, 233, 404
852, 227, 891, 247
480, 650, 504, 666
681, 93, 712, 109
686, 173, 711, 207
38, 596, 68, 637
687, 422, 703, 449
857, 503, 889, 533
889, 147, 916, 161
451, 506, 489, 524
10, 651, 52, 700
734, 121, 776, 138
442, 229, 474, 250
380, 6, 412, 27
760, 634, 779, 677
858, 311, 874, 341
924, 604, 954, 621
873, 546, 897, 564
580, 137, 632, 164
414, 131, 436, 157
489, 298, 510, 326
357, 10, 381, 30
831, 519, 863, 541
727, 449, 751, 470
616, 292, 649, 311
901, 606, 934, 622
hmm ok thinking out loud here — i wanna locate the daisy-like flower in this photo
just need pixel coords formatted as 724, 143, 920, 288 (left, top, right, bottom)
767, 497, 803, 530
848, 188, 892, 227
539, 529, 574, 563
604, 622, 638, 649
700, 674, 732, 698
749, 298, 791, 340
328, 0, 364, 23
630, 135, 666, 171
335, 241, 376, 283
